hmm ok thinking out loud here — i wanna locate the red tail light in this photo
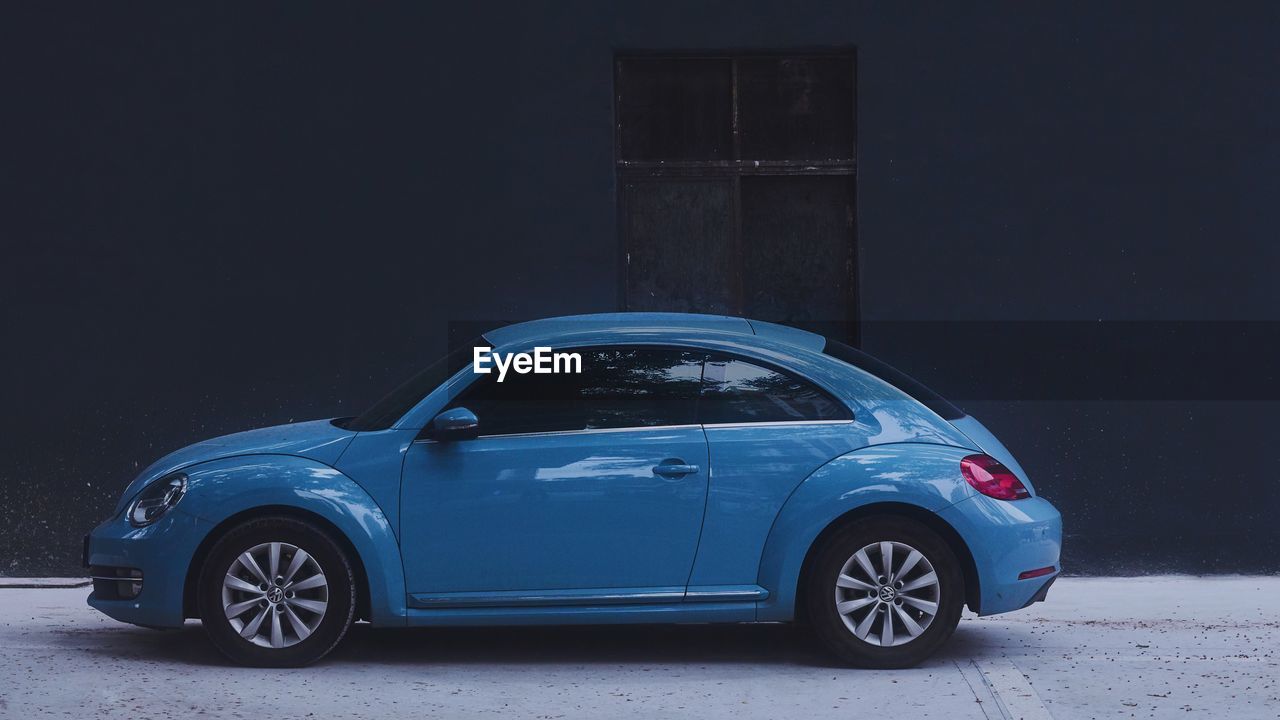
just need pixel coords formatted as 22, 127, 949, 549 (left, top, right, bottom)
960, 454, 1030, 500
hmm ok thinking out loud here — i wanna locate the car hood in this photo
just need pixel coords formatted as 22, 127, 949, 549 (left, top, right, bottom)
113, 419, 357, 514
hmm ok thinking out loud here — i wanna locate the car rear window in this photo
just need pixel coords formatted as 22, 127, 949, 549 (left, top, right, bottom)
699, 354, 853, 424
822, 339, 965, 420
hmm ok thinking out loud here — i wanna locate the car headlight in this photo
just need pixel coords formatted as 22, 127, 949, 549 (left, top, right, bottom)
127, 473, 188, 527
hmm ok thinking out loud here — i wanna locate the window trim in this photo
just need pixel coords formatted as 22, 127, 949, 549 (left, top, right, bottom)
415, 423, 707, 444
699, 419, 854, 430
414, 418, 855, 444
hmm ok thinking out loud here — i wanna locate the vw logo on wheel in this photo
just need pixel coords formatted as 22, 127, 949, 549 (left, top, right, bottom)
878, 585, 896, 602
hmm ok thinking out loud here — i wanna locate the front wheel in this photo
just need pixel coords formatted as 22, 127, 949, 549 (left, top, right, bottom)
197, 516, 356, 667
804, 517, 964, 668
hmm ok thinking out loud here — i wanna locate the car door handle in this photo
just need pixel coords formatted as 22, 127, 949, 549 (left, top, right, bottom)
652, 461, 699, 477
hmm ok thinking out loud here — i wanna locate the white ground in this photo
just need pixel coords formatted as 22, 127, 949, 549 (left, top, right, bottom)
0, 576, 1276, 719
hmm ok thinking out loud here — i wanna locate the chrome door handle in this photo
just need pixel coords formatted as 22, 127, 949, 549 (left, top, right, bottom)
653, 462, 699, 477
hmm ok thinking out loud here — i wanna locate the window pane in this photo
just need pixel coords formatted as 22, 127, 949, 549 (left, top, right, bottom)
741, 175, 853, 338
700, 357, 851, 424
579, 347, 704, 429
738, 56, 855, 161
617, 58, 733, 161
623, 178, 737, 314
450, 346, 705, 435
452, 369, 586, 436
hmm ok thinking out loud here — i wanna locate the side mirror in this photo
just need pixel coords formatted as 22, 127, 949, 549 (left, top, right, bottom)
423, 407, 480, 441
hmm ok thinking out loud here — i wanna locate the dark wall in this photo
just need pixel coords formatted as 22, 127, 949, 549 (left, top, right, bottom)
2, 2, 1276, 576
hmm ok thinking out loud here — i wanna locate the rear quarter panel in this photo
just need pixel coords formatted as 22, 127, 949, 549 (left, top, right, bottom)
756, 442, 976, 621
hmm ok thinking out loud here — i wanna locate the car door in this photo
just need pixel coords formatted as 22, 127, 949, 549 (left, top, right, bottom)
400, 345, 710, 602
686, 353, 863, 591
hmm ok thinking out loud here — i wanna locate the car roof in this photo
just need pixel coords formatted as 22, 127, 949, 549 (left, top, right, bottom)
481, 312, 827, 352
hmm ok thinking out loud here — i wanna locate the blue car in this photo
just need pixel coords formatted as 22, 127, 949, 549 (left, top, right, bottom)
86, 313, 1061, 667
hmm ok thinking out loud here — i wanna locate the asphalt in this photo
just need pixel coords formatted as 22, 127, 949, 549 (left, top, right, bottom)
0, 576, 1276, 719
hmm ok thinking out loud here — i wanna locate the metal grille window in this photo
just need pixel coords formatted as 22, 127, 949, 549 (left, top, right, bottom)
616, 52, 857, 341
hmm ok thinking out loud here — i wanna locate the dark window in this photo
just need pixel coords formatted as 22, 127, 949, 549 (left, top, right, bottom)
448, 346, 705, 436
622, 178, 736, 314
736, 57, 855, 161
741, 175, 854, 324
616, 52, 857, 342
822, 339, 965, 421
617, 59, 733, 161
699, 355, 851, 425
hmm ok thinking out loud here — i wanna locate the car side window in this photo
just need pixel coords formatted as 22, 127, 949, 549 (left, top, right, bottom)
448, 346, 705, 436
699, 355, 852, 424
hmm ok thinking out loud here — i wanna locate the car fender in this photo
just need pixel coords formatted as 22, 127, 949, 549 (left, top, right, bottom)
755, 442, 975, 621
177, 454, 407, 625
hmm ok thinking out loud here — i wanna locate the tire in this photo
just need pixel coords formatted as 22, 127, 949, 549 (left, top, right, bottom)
197, 516, 356, 667
804, 516, 964, 669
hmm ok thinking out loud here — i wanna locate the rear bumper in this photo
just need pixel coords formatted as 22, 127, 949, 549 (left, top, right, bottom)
1022, 574, 1056, 608
85, 509, 208, 628
937, 494, 1062, 616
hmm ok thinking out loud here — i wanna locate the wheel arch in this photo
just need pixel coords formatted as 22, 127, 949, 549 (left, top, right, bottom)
173, 453, 408, 626
754, 443, 981, 622
183, 505, 373, 621
793, 502, 982, 621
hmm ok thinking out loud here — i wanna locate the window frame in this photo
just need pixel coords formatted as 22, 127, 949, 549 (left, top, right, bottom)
613, 49, 860, 345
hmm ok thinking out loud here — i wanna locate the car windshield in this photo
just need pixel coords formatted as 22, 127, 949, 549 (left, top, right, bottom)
341, 339, 483, 431
821, 338, 965, 420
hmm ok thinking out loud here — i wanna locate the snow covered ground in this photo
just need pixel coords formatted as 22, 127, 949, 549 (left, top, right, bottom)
0, 576, 1276, 719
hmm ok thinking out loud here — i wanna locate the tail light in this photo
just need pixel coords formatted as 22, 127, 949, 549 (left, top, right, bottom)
960, 454, 1030, 500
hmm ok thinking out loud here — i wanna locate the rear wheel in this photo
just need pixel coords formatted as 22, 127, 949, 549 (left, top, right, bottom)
197, 516, 355, 667
804, 517, 963, 668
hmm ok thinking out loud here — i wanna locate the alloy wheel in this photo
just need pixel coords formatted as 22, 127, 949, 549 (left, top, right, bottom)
833, 540, 940, 647
221, 541, 328, 649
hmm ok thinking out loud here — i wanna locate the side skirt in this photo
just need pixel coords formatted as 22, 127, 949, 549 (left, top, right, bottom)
404, 585, 768, 627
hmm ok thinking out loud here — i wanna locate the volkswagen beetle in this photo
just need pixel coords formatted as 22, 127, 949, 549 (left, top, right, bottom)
86, 313, 1061, 667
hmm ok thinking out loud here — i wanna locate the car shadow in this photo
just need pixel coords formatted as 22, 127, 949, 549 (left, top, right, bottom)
76, 617, 1025, 669
334, 622, 829, 667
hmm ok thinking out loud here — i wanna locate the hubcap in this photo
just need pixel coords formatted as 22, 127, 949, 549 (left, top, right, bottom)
833, 540, 940, 647
222, 542, 328, 649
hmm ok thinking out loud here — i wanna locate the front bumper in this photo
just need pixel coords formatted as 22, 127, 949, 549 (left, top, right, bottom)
937, 494, 1062, 616
85, 508, 210, 628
